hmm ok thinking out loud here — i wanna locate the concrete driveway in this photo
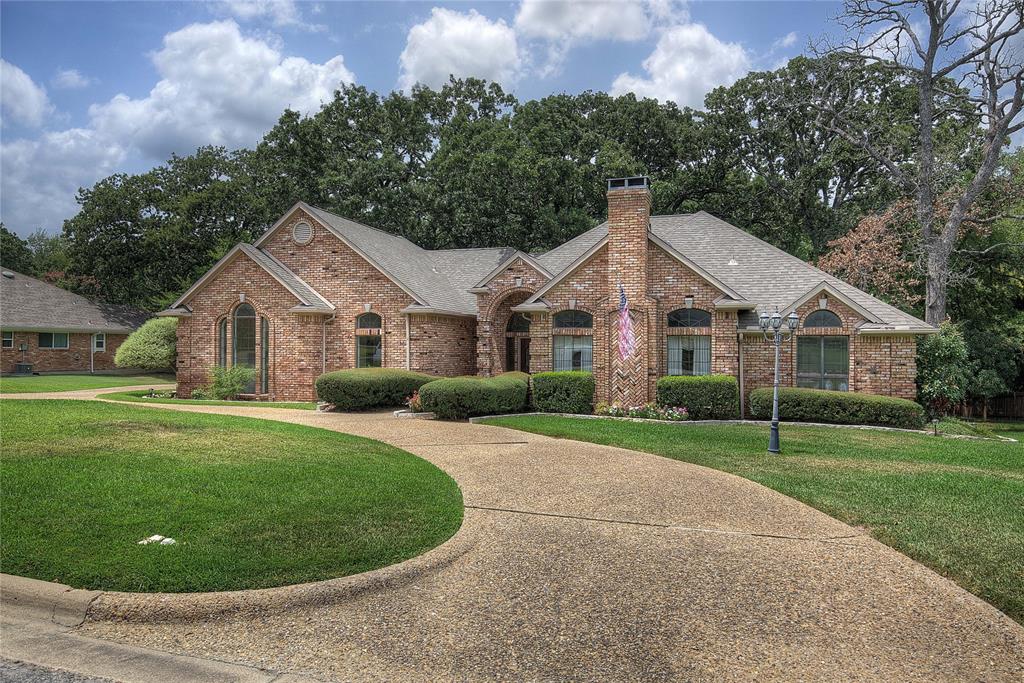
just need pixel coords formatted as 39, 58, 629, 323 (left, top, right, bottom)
5, 392, 1024, 681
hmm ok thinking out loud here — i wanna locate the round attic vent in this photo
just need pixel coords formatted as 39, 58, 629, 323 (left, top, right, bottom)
292, 220, 314, 245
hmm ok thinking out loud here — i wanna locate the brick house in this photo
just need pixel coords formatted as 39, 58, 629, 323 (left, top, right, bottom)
0, 270, 149, 374
161, 177, 935, 410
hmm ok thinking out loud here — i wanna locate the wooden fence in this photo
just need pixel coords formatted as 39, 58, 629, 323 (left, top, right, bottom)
955, 392, 1024, 420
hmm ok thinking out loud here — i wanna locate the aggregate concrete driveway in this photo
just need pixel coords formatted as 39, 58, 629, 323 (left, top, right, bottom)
5, 390, 1024, 681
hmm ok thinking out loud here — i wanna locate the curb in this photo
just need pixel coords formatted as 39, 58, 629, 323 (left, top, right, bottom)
1, 574, 101, 627
469, 412, 1019, 442
1, 512, 479, 626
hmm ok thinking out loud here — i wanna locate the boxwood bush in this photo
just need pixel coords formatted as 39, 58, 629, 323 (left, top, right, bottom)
748, 387, 926, 429
419, 372, 529, 420
656, 374, 739, 420
315, 368, 435, 411
532, 371, 595, 414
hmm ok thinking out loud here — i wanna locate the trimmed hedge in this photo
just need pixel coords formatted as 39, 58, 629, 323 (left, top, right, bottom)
419, 372, 529, 420
532, 371, 595, 414
656, 374, 739, 420
748, 387, 926, 429
315, 368, 435, 411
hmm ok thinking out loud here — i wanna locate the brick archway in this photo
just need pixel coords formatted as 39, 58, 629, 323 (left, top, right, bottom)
477, 288, 534, 376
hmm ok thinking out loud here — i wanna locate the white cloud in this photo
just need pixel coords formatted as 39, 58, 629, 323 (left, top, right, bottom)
0, 20, 353, 234
515, 0, 653, 42
1, 129, 127, 234
222, 0, 325, 31
773, 31, 798, 50
399, 9, 521, 90
88, 20, 353, 160
610, 23, 750, 108
1, 60, 53, 127
515, 0, 689, 75
52, 68, 93, 90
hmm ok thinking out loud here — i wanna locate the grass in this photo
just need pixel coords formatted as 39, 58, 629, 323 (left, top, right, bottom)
482, 414, 1024, 624
0, 400, 462, 592
102, 389, 315, 410
0, 373, 174, 394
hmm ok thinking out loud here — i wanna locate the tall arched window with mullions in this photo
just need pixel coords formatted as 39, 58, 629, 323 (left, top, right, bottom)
356, 312, 382, 368
233, 303, 257, 393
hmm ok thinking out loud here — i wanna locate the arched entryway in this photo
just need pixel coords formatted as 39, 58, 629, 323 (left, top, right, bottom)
505, 312, 531, 373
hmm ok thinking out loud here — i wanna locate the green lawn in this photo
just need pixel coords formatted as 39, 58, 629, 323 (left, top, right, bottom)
0, 373, 174, 394
1, 400, 462, 592
101, 389, 315, 410
482, 415, 1024, 624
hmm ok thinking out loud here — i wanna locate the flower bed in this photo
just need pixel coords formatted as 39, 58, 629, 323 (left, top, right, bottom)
595, 401, 689, 421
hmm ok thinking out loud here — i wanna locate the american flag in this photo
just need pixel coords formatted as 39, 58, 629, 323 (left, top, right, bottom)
618, 284, 636, 361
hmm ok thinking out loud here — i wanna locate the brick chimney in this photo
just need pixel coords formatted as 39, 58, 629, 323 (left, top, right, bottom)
606, 176, 652, 407
606, 176, 651, 302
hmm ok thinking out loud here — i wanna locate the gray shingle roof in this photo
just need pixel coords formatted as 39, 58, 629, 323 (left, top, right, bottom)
301, 205, 512, 315
0, 270, 149, 333
531, 212, 929, 329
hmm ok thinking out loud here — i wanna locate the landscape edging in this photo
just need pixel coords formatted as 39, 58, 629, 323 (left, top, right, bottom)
1, 514, 478, 626
468, 412, 1018, 442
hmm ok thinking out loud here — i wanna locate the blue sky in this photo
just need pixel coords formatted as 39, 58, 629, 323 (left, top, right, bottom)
1, 1, 841, 236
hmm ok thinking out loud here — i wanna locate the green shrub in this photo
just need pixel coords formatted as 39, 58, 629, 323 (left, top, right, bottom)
114, 317, 176, 371
419, 372, 529, 419
749, 387, 926, 429
656, 374, 739, 420
210, 366, 256, 400
315, 368, 436, 411
917, 321, 970, 416
532, 371, 595, 414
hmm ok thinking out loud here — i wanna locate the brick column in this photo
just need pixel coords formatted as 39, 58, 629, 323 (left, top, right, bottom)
606, 177, 652, 406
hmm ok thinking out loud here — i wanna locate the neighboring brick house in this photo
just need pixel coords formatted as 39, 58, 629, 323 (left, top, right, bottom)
161, 177, 935, 409
0, 270, 149, 374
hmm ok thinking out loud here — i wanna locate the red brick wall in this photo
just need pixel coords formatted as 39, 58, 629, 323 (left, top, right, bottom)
1, 331, 127, 373
409, 314, 477, 377
739, 293, 919, 414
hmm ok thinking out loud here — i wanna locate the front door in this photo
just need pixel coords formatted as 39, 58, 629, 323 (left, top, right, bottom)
519, 337, 530, 373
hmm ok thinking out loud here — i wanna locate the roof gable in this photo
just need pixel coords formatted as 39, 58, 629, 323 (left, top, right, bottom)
167, 244, 333, 312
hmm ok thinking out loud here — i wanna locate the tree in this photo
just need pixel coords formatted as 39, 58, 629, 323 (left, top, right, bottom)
818, 0, 1024, 324
969, 368, 1007, 420
0, 224, 35, 274
916, 321, 971, 416
115, 317, 177, 371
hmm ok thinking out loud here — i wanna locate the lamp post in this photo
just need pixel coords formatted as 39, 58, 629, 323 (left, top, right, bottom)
759, 308, 799, 454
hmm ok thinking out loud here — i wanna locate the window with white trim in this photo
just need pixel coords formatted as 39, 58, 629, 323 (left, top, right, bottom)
38, 332, 69, 349
2, 331, 12, 349
93, 333, 106, 351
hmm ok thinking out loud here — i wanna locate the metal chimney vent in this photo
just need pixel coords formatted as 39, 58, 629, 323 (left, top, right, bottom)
607, 176, 650, 191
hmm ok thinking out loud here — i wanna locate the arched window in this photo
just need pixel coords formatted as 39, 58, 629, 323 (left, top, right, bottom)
356, 312, 382, 329
217, 318, 228, 368
667, 308, 711, 327
506, 312, 531, 333
804, 310, 842, 328
233, 303, 256, 393
553, 310, 593, 328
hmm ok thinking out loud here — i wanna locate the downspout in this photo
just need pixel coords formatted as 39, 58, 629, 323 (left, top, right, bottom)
405, 314, 411, 370
322, 313, 336, 374
90, 334, 95, 374
737, 332, 745, 417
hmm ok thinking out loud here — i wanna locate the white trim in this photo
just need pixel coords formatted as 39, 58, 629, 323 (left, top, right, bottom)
399, 304, 477, 318
37, 331, 70, 349
648, 234, 744, 300
471, 251, 553, 289
92, 332, 106, 352
2, 330, 13, 349
781, 281, 882, 324
522, 236, 609, 304
712, 297, 756, 310
856, 327, 939, 336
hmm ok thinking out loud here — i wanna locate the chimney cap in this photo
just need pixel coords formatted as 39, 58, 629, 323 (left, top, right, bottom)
607, 176, 650, 191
